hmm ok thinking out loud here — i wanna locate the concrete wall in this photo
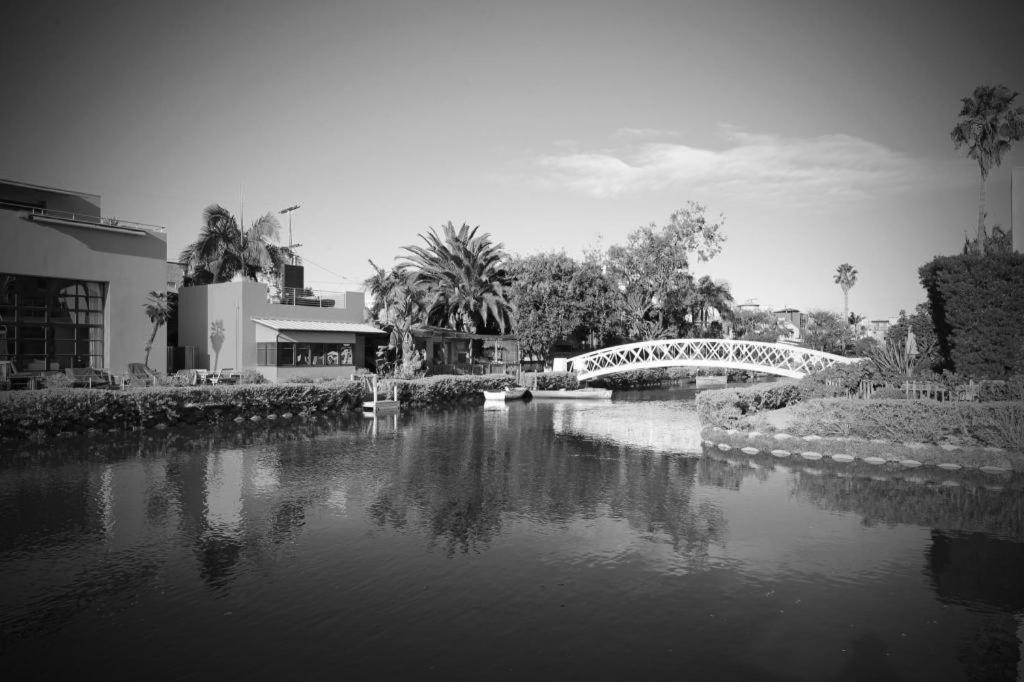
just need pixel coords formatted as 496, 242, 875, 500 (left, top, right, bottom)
0, 209, 168, 373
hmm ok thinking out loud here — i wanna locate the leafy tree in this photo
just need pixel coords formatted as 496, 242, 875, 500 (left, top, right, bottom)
950, 84, 1024, 255
803, 310, 845, 353
507, 252, 619, 360
731, 308, 786, 343
885, 303, 939, 370
603, 204, 724, 340
180, 204, 298, 284
142, 291, 170, 368
400, 222, 512, 333
833, 263, 858, 324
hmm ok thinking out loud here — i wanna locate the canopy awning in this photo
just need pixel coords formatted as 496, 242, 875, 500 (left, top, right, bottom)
252, 318, 386, 334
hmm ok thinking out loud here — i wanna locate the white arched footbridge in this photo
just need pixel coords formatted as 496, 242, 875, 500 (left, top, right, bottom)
567, 339, 858, 381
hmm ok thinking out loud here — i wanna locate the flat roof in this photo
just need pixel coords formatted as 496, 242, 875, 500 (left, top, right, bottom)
252, 318, 386, 334
0, 177, 100, 203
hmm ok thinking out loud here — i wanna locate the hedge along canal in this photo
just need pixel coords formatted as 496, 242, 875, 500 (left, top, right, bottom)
0, 374, 516, 442
696, 381, 1024, 474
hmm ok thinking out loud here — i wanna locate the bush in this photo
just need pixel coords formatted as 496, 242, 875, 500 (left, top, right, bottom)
0, 381, 365, 441
42, 373, 73, 390
521, 371, 579, 390
869, 386, 906, 400
589, 367, 693, 389
801, 360, 876, 396
383, 374, 515, 405
919, 253, 1024, 379
976, 376, 1024, 401
785, 398, 1024, 449
696, 381, 805, 428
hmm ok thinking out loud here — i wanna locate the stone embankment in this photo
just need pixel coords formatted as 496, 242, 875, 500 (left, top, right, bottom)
700, 426, 1021, 474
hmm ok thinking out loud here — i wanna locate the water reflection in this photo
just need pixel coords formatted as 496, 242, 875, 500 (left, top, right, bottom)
1, 402, 1023, 680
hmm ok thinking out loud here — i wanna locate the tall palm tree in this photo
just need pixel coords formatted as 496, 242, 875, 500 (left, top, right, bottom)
143, 291, 170, 368
364, 261, 426, 368
691, 276, 734, 332
950, 84, 1024, 255
399, 222, 512, 333
833, 263, 857, 325
179, 204, 298, 283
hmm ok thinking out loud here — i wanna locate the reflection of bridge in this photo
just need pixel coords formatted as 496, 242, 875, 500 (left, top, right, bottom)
568, 339, 858, 381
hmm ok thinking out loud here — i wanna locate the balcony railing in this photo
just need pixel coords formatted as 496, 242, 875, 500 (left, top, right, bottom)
276, 287, 343, 308
0, 200, 167, 234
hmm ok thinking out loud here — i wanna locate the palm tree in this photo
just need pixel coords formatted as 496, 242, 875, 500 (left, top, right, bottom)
833, 263, 857, 325
365, 261, 426, 369
143, 291, 170, 368
399, 222, 512, 333
950, 85, 1024, 255
179, 204, 298, 284
691, 276, 734, 333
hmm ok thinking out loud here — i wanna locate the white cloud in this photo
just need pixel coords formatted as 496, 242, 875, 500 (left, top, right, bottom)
537, 126, 957, 203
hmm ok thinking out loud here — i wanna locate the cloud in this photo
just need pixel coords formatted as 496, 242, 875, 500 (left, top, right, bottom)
537, 126, 957, 203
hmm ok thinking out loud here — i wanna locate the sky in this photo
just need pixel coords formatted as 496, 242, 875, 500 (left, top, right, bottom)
2, 0, 1023, 320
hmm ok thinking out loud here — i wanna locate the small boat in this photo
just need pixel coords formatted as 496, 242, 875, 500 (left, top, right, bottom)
482, 387, 530, 401
529, 388, 612, 399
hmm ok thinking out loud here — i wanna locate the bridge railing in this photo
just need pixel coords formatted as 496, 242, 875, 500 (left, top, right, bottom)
568, 338, 858, 380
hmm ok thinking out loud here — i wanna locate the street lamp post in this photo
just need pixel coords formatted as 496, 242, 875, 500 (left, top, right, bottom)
279, 204, 301, 264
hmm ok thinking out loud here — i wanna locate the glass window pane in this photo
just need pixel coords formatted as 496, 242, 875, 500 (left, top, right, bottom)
311, 343, 325, 365
276, 344, 294, 366
295, 344, 310, 366
340, 344, 353, 365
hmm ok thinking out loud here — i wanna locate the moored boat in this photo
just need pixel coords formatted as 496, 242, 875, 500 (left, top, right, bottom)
529, 388, 612, 399
483, 387, 531, 401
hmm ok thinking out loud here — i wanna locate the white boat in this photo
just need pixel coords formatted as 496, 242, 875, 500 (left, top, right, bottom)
529, 388, 612, 399
482, 387, 530, 401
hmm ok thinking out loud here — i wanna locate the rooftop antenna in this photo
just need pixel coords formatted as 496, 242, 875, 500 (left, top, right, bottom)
280, 204, 301, 264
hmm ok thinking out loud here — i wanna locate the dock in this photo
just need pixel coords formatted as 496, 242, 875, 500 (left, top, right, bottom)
362, 375, 401, 414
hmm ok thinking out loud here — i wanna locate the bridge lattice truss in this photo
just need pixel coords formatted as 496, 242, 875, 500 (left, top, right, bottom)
568, 339, 858, 381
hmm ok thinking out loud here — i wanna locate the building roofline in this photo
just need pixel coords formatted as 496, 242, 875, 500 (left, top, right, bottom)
0, 176, 100, 203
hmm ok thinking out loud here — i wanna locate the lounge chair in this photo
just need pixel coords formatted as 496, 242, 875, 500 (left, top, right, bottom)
1, 360, 42, 390
217, 368, 239, 384
64, 367, 112, 388
127, 363, 158, 387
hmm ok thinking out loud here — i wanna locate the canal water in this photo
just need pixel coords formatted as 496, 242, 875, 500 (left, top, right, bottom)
1, 386, 1022, 681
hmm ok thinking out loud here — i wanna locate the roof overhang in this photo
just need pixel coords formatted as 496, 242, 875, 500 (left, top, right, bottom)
252, 318, 387, 334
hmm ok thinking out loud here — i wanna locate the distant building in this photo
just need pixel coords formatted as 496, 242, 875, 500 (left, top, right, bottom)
865, 318, 897, 344
0, 178, 168, 374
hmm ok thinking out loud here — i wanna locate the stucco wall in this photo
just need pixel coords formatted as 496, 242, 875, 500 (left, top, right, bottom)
0, 210, 168, 372
178, 280, 371, 376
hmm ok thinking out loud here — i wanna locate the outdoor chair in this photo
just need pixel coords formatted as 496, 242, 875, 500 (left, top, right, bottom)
64, 367, 112, 388
127, 363, 158, 387
217, 368, 242, 384
174, 369, 199, 386
1, 360, 42, 390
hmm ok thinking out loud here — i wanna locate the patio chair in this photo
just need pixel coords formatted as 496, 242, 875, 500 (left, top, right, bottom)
217, 368, 238, 384
174, 369, 199, 386
1, 360, 42, 390
64, 367, 112, 388
127, 363, 158, 387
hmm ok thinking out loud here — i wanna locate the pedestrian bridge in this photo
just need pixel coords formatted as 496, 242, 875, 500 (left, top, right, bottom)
567, 339, 858, 381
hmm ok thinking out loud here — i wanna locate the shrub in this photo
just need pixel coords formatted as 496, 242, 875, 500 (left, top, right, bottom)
919, 253, 1024, 379
383, 374, 515, 405
976, 376, 1024, 401
785, 398, 1024, 449
521, 371, 579, 390
237, 369, 267, 385
589, 367, 692, 389
696, 381, 805, 428
802, 360, 876, 396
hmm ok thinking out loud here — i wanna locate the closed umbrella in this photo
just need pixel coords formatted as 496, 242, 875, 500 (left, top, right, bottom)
905, 329, 918, 357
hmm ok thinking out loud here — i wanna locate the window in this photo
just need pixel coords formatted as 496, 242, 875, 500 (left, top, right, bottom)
0, 273, 105, 370
254, 341, 355, 366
